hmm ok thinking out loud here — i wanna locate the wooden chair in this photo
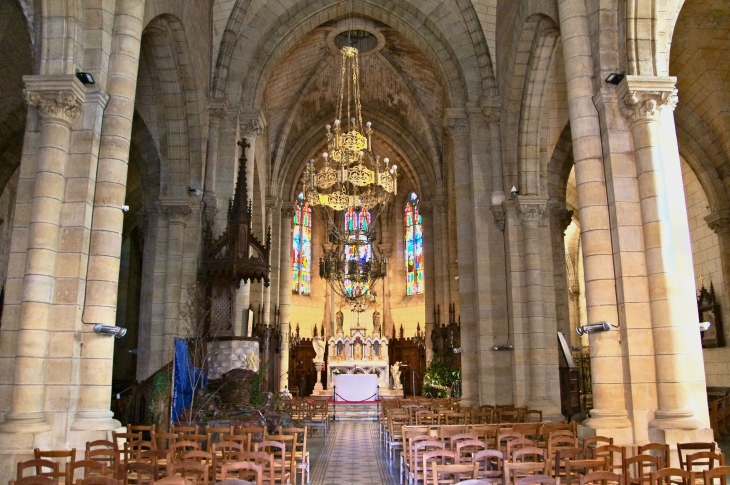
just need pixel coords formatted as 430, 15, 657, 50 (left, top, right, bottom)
497, 431, 524, 454
235, 452, 275, 485
547, 434, 579, 458
255, 440, 292, 484
430, 463, 479, 484
593, 445, 627, 475
127, 425, 155, 441
237, 427, 266, 450
70, 460, 108, 479
564, 458, 609, 485
678, 443, 717, 472
308, 400, 329, 436
120, 462, 157, 485
210, 441, 244, 478
513, 424, 540, 442
554, 449, 591, 480
456, 440, 487, 465
703, 466, 730, 485
170, 441, 201, 461
386, 411, 409, 462
34, 449, 75, 484
74, 477, 121, 485
525, 410, 543, 423
623, 454, 662, 485
583, 436, 614, 451
449, 433, 479, 452
638, 444, 669, 469
152, 477, 186, 485
505, 461, 552, 485
219, 434, 250, 452
412, 440, 446, 484
686, 452, 725, 484
473, 450, 504, 482
16, 460, 59, 481
519, 475, 559, 485
404, 434, 434, 484
500, 410, 522, 423
279, 426, 309, 485
150, 432, 178, 451
649, 468, 694, 485
579, 471, 624, 485
167, 461, 209, 485
181, 451, 214, 481
506, 439, 537, 461
9, 477, 56, 485
170, 426, 199, 436
513, 447, 547, 464
220, 462, 263, 484
205, 425, 233, 444
85, 440, 116, 476
423, 449, 458, 484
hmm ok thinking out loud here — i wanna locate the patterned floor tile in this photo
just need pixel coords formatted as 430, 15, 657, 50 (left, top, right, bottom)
308, 421, 400, 485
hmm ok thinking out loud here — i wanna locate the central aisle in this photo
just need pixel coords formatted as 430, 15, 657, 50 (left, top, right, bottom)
309, 421, 400, 485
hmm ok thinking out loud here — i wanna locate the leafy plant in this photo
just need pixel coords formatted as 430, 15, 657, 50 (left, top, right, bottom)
422, 351, 461, 398
249, 363, 269, 408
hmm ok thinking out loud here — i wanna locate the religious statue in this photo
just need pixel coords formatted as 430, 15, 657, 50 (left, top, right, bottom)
246, 352, 260, 371
372, 310, 381, 334
391, 361, 402, 390
354, 341, 363, 360
313, 337, 326, 362
336, 310, 344, 334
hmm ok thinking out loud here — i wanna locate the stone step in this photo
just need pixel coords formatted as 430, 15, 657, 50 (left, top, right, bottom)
331, 403, 380, 421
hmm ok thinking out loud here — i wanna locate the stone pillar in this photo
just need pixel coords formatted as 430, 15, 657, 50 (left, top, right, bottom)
551, 205, 574, 338
431, 195, 447, 328
0, 76, 85, 434
203, 99, 228, 218
516, 196, 549, 406
263, 199, 279, 328
279, 203, 295, 391
619, 77, 706, 434
437, 196, 451, 326
72, 0, 146, 434
481, 98, 506, 206
556, 0, 631, 433
161, 201, 191, 361
136, 209, 158, 380
445, 110, 478, 406
706, 211, 730, 312
421, 201, 435, 361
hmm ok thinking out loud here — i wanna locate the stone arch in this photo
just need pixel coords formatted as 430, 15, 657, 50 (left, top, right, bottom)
502, 13, 560, 193
547, 124, 574, 206
626, 0, 684, 76
518, 17, 561, 196
213, 0, 493, 109
140, 14, 202, 198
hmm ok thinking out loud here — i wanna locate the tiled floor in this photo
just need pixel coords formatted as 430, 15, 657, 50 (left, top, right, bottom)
309, 421, 399, 485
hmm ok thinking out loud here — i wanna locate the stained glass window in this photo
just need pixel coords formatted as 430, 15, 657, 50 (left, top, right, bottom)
344, 207, 373, 297
405, 192, 424, 295
292, 193, 312, 295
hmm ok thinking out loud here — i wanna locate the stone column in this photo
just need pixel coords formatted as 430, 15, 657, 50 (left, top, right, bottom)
421, 201, 435, 361
1, 76, 85, 433
203, 99, 228, 219
72, 0, 146, 434
263, 199, 279, 328
556, 0, 631, 433
431, 195, 447, 328
437, 196, 451, 326
279, 203, 295, 391
551, 205, 574, 338
516, 196, 549, 406
619, 77, 704, 433
445, 110, 478, 406
481, 98, 506, 206
706, 211, 730, 312
161, 201, 191, 360
136, 209, 158, 380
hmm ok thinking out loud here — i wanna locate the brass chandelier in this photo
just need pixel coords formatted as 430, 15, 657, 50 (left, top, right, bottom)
302, 45, 396, 301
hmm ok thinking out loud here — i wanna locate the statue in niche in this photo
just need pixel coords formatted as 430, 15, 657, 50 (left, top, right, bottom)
336, 310, 344, 334
336, 340, 344, 359
354, 341, 363, 360
313, 337, 326, 362
391, 361, 402, 389
372, 310, 381, 334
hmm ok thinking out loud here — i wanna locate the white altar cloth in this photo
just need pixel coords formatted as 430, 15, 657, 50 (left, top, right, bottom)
332, 374, 379, 402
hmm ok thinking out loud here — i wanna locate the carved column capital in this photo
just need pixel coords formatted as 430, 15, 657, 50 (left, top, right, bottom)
266, 196, 281, 219
618, 76, 678, 125
706, 210, 730, 234
479, 96, 501, 123
24, 75, 86, 125
208, 98, 229, 125
444, 109, 469, 137
160, 198, 192, 224
281, 202, 296, 219
240, 110, 266, 137
515, 196, 548, 224
432, 195, 448, 213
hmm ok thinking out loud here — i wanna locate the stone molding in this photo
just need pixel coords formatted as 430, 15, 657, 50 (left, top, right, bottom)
491, 205, 505, 231
240, 110, 266, 137
281, 202, 296, 219
706, 210, 730, 234
444, 108, 469, 136
432, 195, 447, 213
515, 196, 548, 224
208, 98, 229, 125
23, 74, 86, 124
551, 205, 574, 235
618, 75, 678, 125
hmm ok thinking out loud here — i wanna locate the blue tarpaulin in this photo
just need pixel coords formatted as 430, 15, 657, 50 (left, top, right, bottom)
171, 338, 206, 423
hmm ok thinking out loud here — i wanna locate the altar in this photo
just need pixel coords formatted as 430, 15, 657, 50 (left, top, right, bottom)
333, 374, 378, 402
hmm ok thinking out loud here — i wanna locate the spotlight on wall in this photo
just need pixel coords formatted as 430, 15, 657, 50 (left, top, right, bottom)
187, 187, 203, 196
605, 73, 624, 85
699, 321, 712, 332
510, 186, 519, 197
453, 347, 462, 354
492, 343, 514, 351
121, 205, 130, 212
93, 324, 127, 338
75, 71, 95, 85
576, 321, 611, 336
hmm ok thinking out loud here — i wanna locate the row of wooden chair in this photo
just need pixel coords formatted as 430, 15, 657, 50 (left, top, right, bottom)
285, 398, 330, 436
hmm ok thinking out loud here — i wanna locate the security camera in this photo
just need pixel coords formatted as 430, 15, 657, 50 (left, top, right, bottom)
187, 187, 203, 196
699, 321, 712, 332
121, 205, 130, 212
510, 186, 519, 197
576, 321, 611, 336
492, 343, 514, 351
93, 324, 127, 338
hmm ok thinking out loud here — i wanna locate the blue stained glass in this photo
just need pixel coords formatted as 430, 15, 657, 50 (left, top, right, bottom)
292, 193, 312, 295
405, 192, 424, 295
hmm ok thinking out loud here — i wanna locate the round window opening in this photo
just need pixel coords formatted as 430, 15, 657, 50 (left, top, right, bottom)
334, 30, 379, 53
